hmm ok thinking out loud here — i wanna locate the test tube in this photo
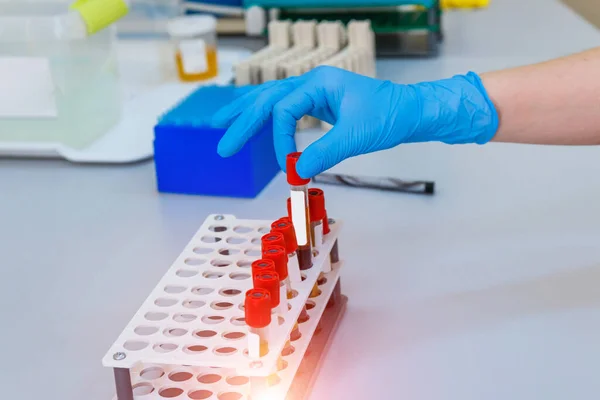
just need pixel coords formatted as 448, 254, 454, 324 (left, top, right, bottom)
262, 244, 306, 341
261, 231, 286, 251
245, 288, 272, 358
270, 217, 302, 284
251, 259, 276, 287
308, 188, 326, 248
286, 152, 313, 270
254, 272, 280, 313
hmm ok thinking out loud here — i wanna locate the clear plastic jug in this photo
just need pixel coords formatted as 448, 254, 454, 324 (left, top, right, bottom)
0, 1, 122, 149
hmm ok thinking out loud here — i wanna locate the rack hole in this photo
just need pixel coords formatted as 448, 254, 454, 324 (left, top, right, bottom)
269, 374, 282, 385
219, 288, 242, 297
309, 288, 322, 298
243, 248, 262, 257
226, 237, 246, 245
189, 390, 213, 400
123, 341, 148, 351
218, 248, 240, 256
176, 269, 198, 278
250, 238, 261, 245
203, 270, 225, 279
298, 313, 310, 324
193, 247, 213, 255
215, 347, 237, 356
278, 316, 285, 326
226, 376, 249, 386
288, 290, 298, 299
159, 387, 184, 398
211, 259, 232, 268
201, 236, 222, 243
229, 272, 251, 281
281, 345, 295, 357
184, 345, 208, 354
305, 300, 316, 311
223, 332, 246, 340
164, 285, 187, 294
198, 374, 222, 384
230, 316, 246, 326
135, 326, 159, 336
202, 315, 225, 325
291, 331, 302, 342
312, 249, 319, 258
133, 382, 154, 396
164, 328, 188, 337
317, 276, 328, 286
154, 298, 178, 307
233, 226, 253, 234
194, 330, 217, 338
301, 274, 307, 281
218, 392, 243, 400
209, 226, 228, 233
236, 260, 252, 268
211, 301, 234, 311
185, 258, 207, 266
145, 312, 168, 321
173, 314, 197, 323
169, 371, 193, 382
153, 343, 178, 353
183, 300, 205, 309
140, 367, 164, 380
258, 226, 270, 233
191, 287, 214, 296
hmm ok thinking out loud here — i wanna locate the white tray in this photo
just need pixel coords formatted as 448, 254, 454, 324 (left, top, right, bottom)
0, 41, 251, 164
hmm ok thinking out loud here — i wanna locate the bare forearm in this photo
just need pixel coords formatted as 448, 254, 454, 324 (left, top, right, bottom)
481, 47, 600, 145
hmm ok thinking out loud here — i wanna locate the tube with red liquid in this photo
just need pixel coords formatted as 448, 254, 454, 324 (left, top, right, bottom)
286, 152, 313, 270
270, 217, 302, 284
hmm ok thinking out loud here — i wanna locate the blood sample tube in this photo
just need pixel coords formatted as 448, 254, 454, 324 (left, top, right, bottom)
286, 152, 313, 270
254, 272, 280, 313
308, 188, 326, 248
270, 217, 302, 284
245, 288, 272, 358
261, 232, 286, 251
251, 259, 275, 287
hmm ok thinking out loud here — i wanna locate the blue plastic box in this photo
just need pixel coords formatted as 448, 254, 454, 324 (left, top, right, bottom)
154, 85, 280, 198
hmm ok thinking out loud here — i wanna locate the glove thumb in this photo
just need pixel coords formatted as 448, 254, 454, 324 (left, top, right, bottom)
296, 123, 353, 178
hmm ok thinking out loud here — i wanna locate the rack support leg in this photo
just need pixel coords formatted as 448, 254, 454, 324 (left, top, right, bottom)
114, 368, 134, 400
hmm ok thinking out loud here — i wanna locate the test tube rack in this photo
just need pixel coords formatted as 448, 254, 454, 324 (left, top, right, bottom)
103, 213, 346, 400
233, 20, 375, 85
234, 19, 375, 132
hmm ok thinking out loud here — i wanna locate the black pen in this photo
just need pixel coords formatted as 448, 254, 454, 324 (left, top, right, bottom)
312, 173, 435, 195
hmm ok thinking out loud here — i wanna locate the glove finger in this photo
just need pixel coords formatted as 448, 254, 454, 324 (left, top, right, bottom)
217, 79, 302, 157
212, 80, 286, 128
296, 122, 353, 178
272, 81, 330, 171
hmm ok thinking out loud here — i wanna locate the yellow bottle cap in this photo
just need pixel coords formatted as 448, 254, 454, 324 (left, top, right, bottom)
71, 0, 129, 35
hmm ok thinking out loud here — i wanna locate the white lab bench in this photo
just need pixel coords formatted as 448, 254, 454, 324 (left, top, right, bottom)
2, 0, 600, 399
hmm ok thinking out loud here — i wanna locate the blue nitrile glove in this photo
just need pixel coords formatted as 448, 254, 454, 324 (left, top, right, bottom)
212, 66, 499, 178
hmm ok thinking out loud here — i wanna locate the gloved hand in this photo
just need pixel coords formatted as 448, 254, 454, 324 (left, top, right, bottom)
212, 66, 499, 178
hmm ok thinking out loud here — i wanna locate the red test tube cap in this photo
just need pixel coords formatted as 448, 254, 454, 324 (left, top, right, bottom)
251, 259, 276, 284
323, 210, 331, 235
245, 289, 272, 328
270, 218, 298, 254
308, 188, 326, 222
286, 152, 310, 186
262, 245, 288, 281
254, 271, 280, 308
261, 232, 285, 252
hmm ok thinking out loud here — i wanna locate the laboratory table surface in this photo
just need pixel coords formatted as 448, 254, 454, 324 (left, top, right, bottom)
2, 1, 600, 399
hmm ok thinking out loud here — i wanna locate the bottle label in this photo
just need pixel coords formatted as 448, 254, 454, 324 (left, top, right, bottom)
0, 57, 57, 118
290, 190, 308, 246
179, 39, 208, 75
